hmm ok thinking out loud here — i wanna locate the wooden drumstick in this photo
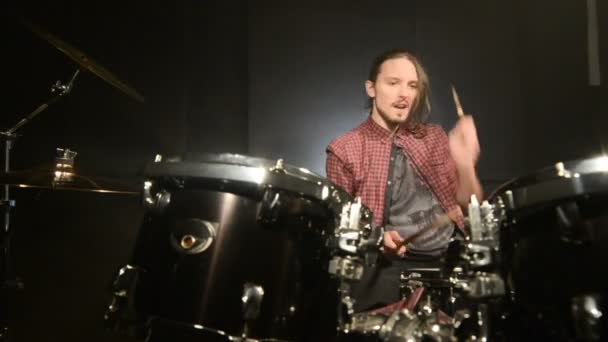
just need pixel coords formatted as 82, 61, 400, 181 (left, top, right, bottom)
451, 84, 465, 118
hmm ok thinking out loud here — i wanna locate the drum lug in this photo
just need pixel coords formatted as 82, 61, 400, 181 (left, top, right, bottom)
461, 272, 505, 298
104, 264, 141, 335
462, 243, 493, 267
241, 282, 265, 337
142, 180, 171, 214
572, 294, 603, 341
332, 198, 382, 260
328, 256, 364, 280
467, 195, 501, 246
337, 230, 360, 254
269, 158, 286, 173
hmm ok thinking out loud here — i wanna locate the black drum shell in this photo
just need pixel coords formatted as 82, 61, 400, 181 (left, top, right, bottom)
489, 159, 608, 340
131, 187, 339, 340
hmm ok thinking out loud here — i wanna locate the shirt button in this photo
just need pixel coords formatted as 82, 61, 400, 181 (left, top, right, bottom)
387, 181, 392, 185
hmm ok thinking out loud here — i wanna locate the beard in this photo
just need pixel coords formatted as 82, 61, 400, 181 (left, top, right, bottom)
376, 105, 409, 125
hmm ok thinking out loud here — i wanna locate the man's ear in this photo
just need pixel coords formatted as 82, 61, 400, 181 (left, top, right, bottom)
365, 80, 376, 99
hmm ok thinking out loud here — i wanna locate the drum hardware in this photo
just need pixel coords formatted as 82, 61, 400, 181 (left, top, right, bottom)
555, 161, 581, 179
342, 194, 509, 341
571, 294, 603, 341
460, 244, 493, 268
1, 66, 80, 292
348, 306, 460, 341
242, 283, 265, 338
169, 219, 217, 255
108, 154, 382, 341
2, 18, 144, 342
455, 273, 505, 299
180, 235, 197, 249
401, 271, 426, 291
0, 51, 83, 339
143, 181, 172, 213
327, 196, 384, 336
269, 159, 286, 173
328, 255, 364, 280
326, 197, 375, 274
555, 201, 596, 245
467, 303, 490, 342
258, 189, 292, 227
104, 264, 141, 335
468, 195, 501, 244
503, 190, 515, 211
103, 152, 608, 341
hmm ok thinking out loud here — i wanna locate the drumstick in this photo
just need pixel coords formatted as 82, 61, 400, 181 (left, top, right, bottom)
451, 85, 465, 118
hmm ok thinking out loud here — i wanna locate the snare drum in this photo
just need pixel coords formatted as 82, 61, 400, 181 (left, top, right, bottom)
489, 157, 608, 341
106, 154, 374, 341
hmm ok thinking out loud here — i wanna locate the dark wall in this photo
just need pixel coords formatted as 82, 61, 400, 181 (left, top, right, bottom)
1, 1, 606, 341
248, 0, 417, 173
414, 1, 527, 188
5, 0, 606, 187
250, 0, 607, 188
3, 1, 249, 341
4, 1, 249, 176
517, 0, 607, 169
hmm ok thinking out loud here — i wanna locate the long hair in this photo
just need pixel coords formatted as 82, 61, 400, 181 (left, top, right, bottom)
366, 49, 431, 138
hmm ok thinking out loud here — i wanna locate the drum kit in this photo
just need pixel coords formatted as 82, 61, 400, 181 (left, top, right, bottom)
2, 20, 607, 342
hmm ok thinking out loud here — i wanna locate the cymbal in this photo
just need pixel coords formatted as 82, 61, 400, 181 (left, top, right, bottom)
0, 169, 139, 195
22, 19, 145, 103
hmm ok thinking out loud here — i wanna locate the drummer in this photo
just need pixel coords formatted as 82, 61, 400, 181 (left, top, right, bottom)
325, 48, 483, 312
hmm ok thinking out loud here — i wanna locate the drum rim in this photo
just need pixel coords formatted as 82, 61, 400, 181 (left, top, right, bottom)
489, 156, 608, 210
142, 153, 370, 219
147, 153, 325, 182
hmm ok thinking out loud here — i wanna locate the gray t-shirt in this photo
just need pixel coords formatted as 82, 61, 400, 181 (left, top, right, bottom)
386, 146, 454, 256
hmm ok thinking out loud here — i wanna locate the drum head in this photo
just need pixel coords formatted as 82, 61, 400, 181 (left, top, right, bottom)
144, 153, 334, 202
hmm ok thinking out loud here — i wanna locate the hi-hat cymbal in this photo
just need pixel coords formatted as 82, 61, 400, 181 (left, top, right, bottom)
0, 169, 139, 195
22, 19, 145, 103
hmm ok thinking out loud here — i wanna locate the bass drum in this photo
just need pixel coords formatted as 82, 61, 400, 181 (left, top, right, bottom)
489, 157, 608, 341
107, 154, 363, 342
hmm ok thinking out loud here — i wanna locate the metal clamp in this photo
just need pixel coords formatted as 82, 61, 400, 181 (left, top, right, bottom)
458, 272, 505, 298
143, 180, 171, 214
328, 256, 364, 280
462, 243, 493, 267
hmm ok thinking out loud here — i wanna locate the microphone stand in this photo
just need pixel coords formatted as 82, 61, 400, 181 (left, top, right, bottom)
0, 69, 80, 342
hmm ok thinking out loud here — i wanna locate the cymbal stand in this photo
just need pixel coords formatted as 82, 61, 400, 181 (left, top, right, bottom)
0, 69, 79, 342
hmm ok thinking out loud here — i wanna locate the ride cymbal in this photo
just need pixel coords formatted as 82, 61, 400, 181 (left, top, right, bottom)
0, 168, 139, 195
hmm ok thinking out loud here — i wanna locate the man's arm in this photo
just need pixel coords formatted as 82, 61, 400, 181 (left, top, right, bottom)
448, 116, 483, 209
455, 164, 483, 209
326, 149, 355, 195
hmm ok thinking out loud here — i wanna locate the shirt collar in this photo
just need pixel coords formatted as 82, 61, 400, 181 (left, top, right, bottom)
361, 116, 409, 144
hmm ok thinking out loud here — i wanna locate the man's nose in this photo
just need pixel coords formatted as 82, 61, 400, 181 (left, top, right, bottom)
399, 85, 414, 98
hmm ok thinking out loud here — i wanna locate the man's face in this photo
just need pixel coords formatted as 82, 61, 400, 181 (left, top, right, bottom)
366, 57, 419, 130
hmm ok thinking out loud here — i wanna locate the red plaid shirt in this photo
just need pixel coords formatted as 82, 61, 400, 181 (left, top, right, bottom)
326, 117, 465, 231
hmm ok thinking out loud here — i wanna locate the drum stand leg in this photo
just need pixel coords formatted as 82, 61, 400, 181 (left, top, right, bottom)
0, 132, 20, 342
473, 303, 489, 342
0, 71, 79, 341
0, 132, 22, 342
